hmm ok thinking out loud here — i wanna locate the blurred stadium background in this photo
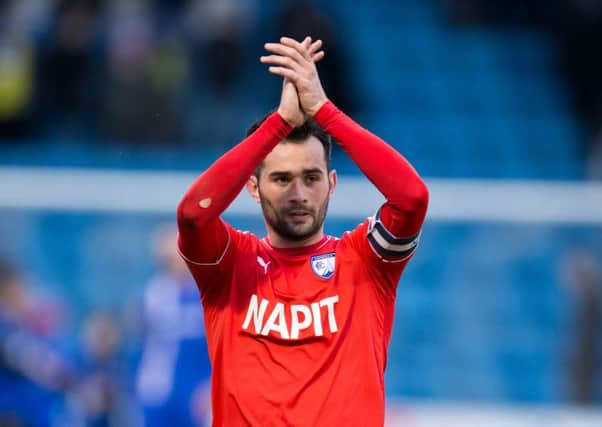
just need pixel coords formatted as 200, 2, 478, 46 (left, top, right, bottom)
1, 0, 602, 426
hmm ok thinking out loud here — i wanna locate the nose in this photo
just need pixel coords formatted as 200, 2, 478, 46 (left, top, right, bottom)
287, 179, 308, 204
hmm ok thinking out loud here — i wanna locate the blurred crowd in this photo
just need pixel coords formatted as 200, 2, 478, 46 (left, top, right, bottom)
0, 0, 258, 145
1, 0, 599, 176
3, 227, 601, 427
0, 224, 211, 427
0, 0, 357, 147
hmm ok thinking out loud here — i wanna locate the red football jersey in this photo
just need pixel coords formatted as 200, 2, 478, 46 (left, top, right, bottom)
177, 101, 428, 426
179, 212, 418, 426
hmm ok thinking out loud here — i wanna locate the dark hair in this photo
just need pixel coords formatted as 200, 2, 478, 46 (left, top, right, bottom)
246, 111, 332, 179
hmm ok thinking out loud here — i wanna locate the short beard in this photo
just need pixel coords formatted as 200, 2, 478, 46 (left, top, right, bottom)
258, 187, 329, 243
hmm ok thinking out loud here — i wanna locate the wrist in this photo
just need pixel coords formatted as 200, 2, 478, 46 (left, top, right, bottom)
308, 98, 328, 117
263, 111, 293, 139
312, 99, 338, 126
277, 108, 300, 128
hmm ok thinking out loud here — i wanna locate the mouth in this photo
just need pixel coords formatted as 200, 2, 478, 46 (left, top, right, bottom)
286, 210, 311, 222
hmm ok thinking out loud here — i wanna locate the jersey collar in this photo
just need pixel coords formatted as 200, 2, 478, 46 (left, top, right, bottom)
262, 235, 331, 257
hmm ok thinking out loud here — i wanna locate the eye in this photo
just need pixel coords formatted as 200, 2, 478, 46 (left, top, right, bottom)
274, 176, 290, 184
305, 175, 320, 184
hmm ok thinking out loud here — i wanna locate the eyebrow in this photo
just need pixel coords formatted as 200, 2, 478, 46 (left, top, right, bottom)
268, 168, 325, 178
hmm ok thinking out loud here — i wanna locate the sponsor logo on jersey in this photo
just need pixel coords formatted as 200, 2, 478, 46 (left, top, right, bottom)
241, 294, 339, 340
310, 252, 336, 279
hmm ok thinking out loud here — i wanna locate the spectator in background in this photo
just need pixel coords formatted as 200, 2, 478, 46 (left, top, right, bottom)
182, 0, 257, 147
277, 0, 359, 114
0, 258, 66, 345
0, 258, 140, 426
187, 0, 253, 96
0, 259, 74, 426
145, 32, 190, 142
59, 311, 141, 427
562, 249, 602, 404
36, 0, 106, 138
103, 0, 155, 143
103, 1, 190, 145
0, 0, 38, 140
136, 224, 211, 427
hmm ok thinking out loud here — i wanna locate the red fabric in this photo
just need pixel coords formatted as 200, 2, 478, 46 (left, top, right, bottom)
314, 100, 429, 238
177, 112, 292, 263
183, 224, 407, 426
177, 102, 429, 426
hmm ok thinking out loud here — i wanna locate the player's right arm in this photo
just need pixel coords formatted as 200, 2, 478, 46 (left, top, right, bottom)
176, 112, 292, 266
176, 39, 323, 269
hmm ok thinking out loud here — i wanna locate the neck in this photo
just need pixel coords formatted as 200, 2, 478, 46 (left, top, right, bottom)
266, 228, 325, 249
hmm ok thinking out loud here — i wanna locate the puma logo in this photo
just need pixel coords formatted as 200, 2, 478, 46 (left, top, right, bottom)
257, 256, 271, 274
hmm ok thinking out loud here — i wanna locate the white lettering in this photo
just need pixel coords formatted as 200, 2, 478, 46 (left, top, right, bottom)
241, 294, 340, 339
241, 294, 269, 333
290, 304, 312, 339
310, 302, 323, 336
260, 302, 290, 339
320, 296, 339, 333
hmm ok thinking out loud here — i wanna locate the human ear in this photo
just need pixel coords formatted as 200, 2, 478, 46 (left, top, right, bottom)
246, 175, 261, 203
328, 169, 337, 198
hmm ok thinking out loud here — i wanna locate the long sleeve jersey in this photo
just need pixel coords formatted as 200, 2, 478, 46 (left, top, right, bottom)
177, 101, 428, 426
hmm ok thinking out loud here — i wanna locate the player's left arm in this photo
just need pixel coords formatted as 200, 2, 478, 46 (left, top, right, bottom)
262, 38, 429, 261
315, 102, 428, 261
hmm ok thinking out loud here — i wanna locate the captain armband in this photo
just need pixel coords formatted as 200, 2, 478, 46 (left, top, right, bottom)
366, 207, 420, 260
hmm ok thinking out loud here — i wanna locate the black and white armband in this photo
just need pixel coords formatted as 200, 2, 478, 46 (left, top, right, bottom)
366, 207, 421, 261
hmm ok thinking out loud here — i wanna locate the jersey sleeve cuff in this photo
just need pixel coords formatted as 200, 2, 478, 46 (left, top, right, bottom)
176, 223, 232, 266
269, 112, 294, 139
313, 100, 339, 127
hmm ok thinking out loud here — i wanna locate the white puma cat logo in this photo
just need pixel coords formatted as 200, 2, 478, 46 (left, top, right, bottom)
257, 256, 271, 274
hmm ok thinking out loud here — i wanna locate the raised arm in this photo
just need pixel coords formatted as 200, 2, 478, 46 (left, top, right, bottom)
313, 101, 429, 237
178, 38, 324, 263
262, 38, 429, 253
176, 112, 292, 263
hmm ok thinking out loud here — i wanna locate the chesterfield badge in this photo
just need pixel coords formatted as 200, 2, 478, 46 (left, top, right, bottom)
310, 253, 336, 279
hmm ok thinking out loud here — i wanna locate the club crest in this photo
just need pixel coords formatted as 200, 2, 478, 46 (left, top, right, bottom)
310, 253, 336, 279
